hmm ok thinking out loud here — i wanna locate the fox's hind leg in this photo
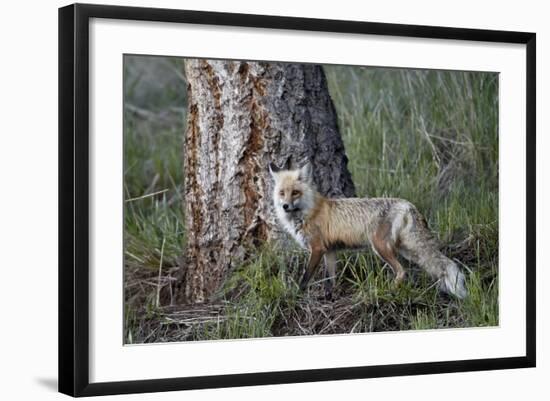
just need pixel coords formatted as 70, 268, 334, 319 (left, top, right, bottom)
371, 223, 406, 285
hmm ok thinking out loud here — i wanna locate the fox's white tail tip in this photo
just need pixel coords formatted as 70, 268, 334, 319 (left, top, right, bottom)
441, 262, 468, 299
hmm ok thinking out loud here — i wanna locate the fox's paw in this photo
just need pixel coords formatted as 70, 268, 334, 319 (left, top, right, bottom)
393, 272, 406, 287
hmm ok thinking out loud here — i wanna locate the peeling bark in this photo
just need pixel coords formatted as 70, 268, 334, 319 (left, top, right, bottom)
182, 60, 355, 303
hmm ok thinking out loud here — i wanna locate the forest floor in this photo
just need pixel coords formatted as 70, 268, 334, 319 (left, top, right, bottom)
123, 57, 499, 343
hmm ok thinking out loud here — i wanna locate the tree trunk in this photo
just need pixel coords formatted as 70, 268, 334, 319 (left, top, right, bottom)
182, 59, 355, 303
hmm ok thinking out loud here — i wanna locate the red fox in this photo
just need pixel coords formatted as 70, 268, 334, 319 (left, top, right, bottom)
269, 162, 468, 299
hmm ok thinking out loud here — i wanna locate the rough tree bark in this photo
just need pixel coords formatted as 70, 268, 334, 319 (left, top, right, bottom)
182, 59, 355, 303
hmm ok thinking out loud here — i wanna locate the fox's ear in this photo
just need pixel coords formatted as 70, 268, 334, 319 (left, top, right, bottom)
298, 162, 313, 183
283, 157, 292, 171
269, 162, 280, 178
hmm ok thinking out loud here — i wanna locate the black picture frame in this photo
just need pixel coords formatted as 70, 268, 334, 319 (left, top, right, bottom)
58, 3, 536, 397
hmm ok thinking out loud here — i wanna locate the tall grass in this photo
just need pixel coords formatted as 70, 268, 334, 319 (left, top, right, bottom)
124, 58, 499, 343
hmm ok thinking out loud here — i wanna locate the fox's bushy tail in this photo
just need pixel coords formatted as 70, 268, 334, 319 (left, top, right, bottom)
438, 258, 468, 299
411, 250, 468, 299
399, 206, 468, 299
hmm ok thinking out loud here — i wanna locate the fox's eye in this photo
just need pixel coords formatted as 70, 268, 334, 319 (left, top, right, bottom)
291, 190, 301, 196
279, 191, 285, 196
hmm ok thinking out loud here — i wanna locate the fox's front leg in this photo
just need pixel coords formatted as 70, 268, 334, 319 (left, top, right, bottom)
299, 244, 325, 291
323, 252, 337, 300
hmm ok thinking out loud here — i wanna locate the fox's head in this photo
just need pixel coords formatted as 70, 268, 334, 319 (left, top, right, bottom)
269, 162, 316, 215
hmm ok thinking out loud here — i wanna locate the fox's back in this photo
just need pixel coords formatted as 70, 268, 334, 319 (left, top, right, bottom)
311, 197, 416, 249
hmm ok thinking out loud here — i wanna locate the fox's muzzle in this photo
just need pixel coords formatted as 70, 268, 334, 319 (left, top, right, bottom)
282, 203, 300, 213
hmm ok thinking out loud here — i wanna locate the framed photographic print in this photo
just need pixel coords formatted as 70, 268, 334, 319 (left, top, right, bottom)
58, 3, 536, 397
